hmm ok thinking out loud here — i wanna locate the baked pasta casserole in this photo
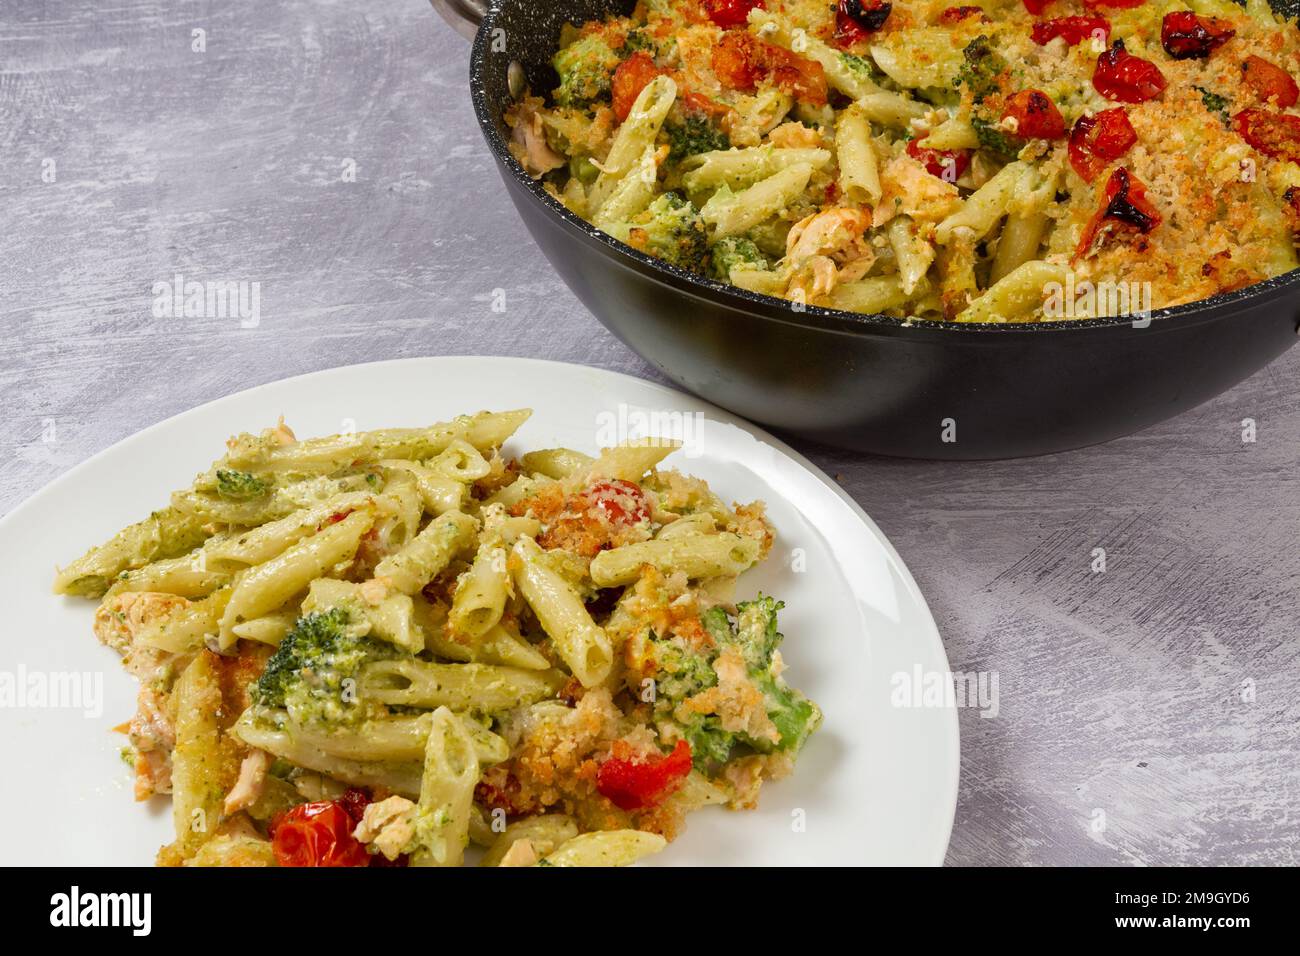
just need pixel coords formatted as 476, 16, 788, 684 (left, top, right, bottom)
506, 0, 1300, 321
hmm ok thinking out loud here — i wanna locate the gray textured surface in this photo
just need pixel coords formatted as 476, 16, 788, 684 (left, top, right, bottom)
2, 0, 1296, 866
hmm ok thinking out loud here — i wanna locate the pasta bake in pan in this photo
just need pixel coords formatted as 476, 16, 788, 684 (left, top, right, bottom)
506, 0, 1300, 321
56, 411, 820, 867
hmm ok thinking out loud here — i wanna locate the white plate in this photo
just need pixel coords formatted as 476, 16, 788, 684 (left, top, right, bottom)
0, 357, 958, 866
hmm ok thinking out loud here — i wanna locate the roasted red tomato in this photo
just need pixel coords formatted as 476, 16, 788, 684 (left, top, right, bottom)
611, 52, 660, 121
587, 478, 651, 526
270, 799, 371, 867
1160, 12, 1235, 60
1241, 55, 1299, 109
336, 787, 372, 824
712, 31, 826, 104
768, 48, 829, 106
1022, 0, 1053, 15
1074, 167, 1162, 261
1081, 0, 1146, 8
1068, 108, 1136, 182
712, 31, 763, 90
906, 138, 971, 181
938, 5, 984, 23
1092, 40, 1166, 103
1282, 186, 1300, 238
1003, 89, 1066, 139
834, 0, 892, 48
1031, 15, 1110, 47
596, 740, 693, 811
1234, 108, 1300, 165
701, 0, 765, 28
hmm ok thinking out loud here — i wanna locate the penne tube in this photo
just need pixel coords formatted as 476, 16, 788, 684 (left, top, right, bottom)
836, 106, 881, 205
223, 410, 531, 475
448, 543, 510, 641
584, 438, 680, 483
106, 554, 231, 599
957, 259, 1069, 323
302, 577, 422, 653
589, 533, 761, 587
936, 161, 1030, 244
262, 709, 509, 765
409, 708, 481, 867
372, 510, 478, 595
481, 815, 580, 867
588, 75, 677, 213
232, 710, 423, 798
510, 536, 613, 688
359, 658, 563, 712
218, 510, 373, 649
887, 216, 936, 296
541, 830, 667, 867
138, 587, 232, 653
230, 608, 298, 646
519, 447, 594, 480
54, 507, 210, 599
701, 163, 815, 237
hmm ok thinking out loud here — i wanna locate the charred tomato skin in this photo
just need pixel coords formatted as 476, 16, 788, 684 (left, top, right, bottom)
1160, 12, 1235, 61
1004, 89, 1067, 139
1068, 107, 1137, 182
1093, 39, 1167, 103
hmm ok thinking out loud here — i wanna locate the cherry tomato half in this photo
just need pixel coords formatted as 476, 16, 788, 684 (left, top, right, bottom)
1074, 167, 1162, 261
270, 799, 370, 867
611, 52, 660, 121
1068, 107, 1137, 182
1234, 108, 1300, 165
1241, 55, 1299, 109
1092, 40, 1166, 103
1004, 89, 1066, 139
1160, 12, 1235, 61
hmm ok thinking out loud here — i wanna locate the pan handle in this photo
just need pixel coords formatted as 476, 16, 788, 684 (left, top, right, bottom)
429, 0, 487, 40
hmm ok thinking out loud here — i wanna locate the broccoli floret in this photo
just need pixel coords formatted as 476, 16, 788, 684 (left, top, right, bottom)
648, 634, 718, 702
623, 28, 656, 55
956, 36, 1008, 104
841, 52, 881, 84
751, 671, 821, 754
703, 595, 783, 670
569, 153, 599, 186
1195, 86, 1231, 127
252, 608, 398, 728
610, 192, 709, 274
702, 596, 821, 754
666, 114, 729, 162
971, 116, 1020, 159
645, 597, 820, 772
552, 34, 621, 108
681, 714, 736, 769
709, 236, 769, 282
214, 468, 270, 501
641, 633, 734, 771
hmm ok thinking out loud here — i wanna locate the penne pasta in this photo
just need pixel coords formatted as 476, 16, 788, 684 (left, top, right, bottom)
510, 537, 613, 688
590, 533, 761, 586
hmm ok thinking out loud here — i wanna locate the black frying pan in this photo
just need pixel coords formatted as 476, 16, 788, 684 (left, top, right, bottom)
436, 0, 1300, 459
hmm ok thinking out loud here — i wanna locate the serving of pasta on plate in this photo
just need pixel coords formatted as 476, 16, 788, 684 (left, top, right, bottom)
55, 409, 820, 867
506, 0, 1300, 321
